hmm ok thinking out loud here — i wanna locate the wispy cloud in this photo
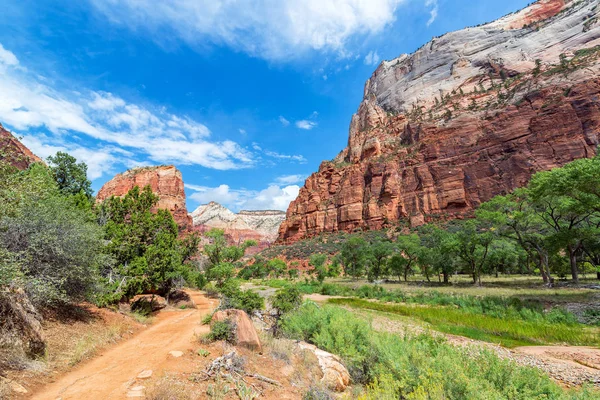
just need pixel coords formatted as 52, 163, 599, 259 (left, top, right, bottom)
364, 50, 380, 66
295, 120, 317, 130
274, 174, 306, 185
264, 150, 307, 163
187, 183, 300, 212
91, 0, 406, 62
0, 43, 254, 179
278, 116, 290, 127
425, 0, 438, 27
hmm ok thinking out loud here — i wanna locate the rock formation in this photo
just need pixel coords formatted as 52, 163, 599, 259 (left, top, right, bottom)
279, 0, 600, 242
191, 201, 285, 245
0, 124, 42, 169
96, 166, 192, 229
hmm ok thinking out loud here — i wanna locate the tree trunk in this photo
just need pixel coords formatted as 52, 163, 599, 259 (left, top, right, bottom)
597, 271, 600, 280
538, 252, 549, 284
443, 272, 449, 284
568, 245, 579, 284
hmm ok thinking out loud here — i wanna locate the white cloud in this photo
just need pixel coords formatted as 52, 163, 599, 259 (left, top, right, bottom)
278, 116, 290, 127
264, 150, 307, 163
274, 174, 306, 185
295, 120, 317, 130
364, 50, 380, 66
91, 0, 405, 61
0, 43, 254, 179
238, 128, 247, 135
425, 0, 438, 26
187, 183, 300, 211
0, 44, 19, 67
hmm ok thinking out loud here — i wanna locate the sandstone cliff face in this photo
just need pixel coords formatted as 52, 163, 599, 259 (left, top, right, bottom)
191, 201, 285, 244
279, 0, 600, 243
0, 124, 42, 170
97, 166, 192, 228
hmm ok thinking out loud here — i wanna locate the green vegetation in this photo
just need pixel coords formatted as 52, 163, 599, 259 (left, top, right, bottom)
204, 319, 237, 344
280, 302, 597, 399
331, 298, 598, 347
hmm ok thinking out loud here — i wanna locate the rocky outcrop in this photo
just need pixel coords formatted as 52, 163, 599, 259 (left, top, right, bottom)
0, 124, 42, 170
97, 166, 192, 229
191, 202, 285, 244
211, 309, 262, 352
279, 0, 600, 242
297, 342, 351, 392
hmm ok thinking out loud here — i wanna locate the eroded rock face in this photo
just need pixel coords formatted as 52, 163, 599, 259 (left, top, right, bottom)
191, 202, 285, 245
96, 166, 192, 229
279, 0, 600, 243
0, 124, 42, 170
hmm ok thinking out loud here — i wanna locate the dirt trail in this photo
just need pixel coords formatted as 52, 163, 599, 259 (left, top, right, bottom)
29, 291, 217, 400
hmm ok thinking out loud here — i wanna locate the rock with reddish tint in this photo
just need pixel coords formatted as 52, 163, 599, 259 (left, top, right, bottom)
211, 309, 262, 352
0, 124, 42, 170
278, 0, 600, 243
96, 166, 192, 229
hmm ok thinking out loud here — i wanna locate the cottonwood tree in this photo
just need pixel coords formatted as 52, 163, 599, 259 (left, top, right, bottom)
392, 234, 421, 282
340, 236, 371, 280
447, 220, 494, 285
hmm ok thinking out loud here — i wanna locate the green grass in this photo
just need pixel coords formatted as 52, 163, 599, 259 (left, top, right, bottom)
330, 298, 600, 348
280, 302, 599, 399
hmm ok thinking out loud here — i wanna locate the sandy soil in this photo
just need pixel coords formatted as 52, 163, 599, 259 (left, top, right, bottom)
28, 291, 218, 400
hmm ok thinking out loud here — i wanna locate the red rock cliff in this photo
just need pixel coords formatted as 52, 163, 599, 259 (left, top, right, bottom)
0, 124, 42, 170
97, 166, 192, 229
278, 0, 600, 243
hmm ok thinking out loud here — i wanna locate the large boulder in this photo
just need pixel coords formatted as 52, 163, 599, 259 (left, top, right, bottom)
0, 287, 45, 357
211, 309, 262, 352
298, 342, 351, 392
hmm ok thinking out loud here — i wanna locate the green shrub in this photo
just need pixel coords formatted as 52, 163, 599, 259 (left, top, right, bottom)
205, 319, 236, 344
281, 302, 597, 399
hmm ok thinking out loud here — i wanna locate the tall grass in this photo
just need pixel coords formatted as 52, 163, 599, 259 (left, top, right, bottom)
281, 302, 598, 399
330, 298, 600, 347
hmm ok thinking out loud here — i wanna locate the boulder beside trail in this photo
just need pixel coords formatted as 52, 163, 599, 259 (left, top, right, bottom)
0, 287, 46, 357
298, 342, 351, 392
168, 290, 196, 309
130, 294, 167, 314
211, 309, 262, 352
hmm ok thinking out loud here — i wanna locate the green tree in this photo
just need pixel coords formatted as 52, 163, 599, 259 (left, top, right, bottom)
309, 253, 328, 283
340, 236, 370, 280
202, 228, 256, 286
394, 234, 421, 282
369, 241, 392, 281
527, 158, 600, 284
477, 189, 554, 283
268, 258, 287, 278
47, 151, 93, 198
0, 163, 105, 305
99, 185, 189, 299
448, 220, 494, 285
417, 225, 456, 283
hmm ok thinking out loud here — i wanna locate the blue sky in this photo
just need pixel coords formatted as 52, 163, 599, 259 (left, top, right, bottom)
0, 0, 530, 212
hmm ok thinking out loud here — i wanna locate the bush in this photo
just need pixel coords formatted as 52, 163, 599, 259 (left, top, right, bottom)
205, 319, 237, 344
218, 281, 264, 314
281, 303, 596, 399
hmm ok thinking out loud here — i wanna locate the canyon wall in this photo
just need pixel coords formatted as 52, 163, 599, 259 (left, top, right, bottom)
279, 0, 600, 242
0, 124, 42, 170
97, 166, 193, 229
191, 202, 285, 246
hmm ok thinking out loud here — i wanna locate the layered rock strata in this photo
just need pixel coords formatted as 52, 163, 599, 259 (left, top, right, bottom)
279, 0, 600, 242
97, 166, 193, 228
